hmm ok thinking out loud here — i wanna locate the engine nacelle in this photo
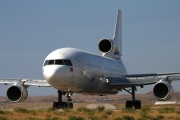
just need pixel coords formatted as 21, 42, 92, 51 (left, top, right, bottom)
6, 86, 28, 102
98, 39, 116, 53
153, 81, 174, 101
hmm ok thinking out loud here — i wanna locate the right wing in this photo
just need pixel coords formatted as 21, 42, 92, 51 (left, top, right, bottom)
0, 78, 51, 103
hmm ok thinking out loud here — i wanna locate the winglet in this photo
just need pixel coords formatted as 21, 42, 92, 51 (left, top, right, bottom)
113, 9, 122, 56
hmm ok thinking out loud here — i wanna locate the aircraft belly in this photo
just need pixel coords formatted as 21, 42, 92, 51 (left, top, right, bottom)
49, 76, 72, 90
71, 75, 100, 93
69, 71, 118, 94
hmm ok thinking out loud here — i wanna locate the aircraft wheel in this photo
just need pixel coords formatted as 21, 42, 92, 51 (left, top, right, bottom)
68, 103, 73, 109
134, 100, 141, 109
53, 102, 60, 109
62, 102, 67, 109
126, 100, 132, 108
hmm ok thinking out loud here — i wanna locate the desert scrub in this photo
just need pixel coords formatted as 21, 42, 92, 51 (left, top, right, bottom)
0, 110, 5, 114
77, 106, 95, 115
77, 106, 91, 112
158, 107, 175, 114
0, 116, 8, 120
27, 117, 42, 120
114, 115, 135, 120
54, 111, 66, 116
68, 116, 84, 120
47, 107, 57, 112
29, 109, 38, 115
155, 115, 164, 120
44, 117, 59, 120
96, 106, 105, 112
14, 108, 28, 113
14, 107, 38, 115
121, 107, 136, 113
122, 115, 135, 120
114, 117, 123, 120
64, 108, 73, 112
141, 105, 151, 112
140, 106, 152, 119
104, 110, 113, 115
88, 115, 100, 120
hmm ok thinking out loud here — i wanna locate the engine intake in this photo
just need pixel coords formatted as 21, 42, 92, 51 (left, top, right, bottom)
98, 39, 113, 53
6, 86, 28, 102
153, 81, 173, 101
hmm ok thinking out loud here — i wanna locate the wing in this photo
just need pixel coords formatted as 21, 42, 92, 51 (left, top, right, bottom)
0, 79, 51, 87
126, 72, 180, 77
106, 72, 180, 87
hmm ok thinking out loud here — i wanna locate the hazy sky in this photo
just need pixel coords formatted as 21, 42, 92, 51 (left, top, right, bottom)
0, 1, 180, 96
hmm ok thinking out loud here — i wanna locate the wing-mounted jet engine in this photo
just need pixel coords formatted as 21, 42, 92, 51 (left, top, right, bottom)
153, 80, 174, 101
6, 85, 28, 102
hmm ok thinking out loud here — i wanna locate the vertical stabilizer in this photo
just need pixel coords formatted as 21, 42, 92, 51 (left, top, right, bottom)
113, 9, 122, 56
98, 10, 122, 60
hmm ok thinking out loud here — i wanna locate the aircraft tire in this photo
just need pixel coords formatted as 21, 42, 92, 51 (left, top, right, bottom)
68, 103, 73, 109
126, 100, 132, 108
134, 100, 141, 109
62, 102, 67, 109
53, 102, 60, 109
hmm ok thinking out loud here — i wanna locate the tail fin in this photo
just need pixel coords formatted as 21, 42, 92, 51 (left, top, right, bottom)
113, 9, 122, 56
98, 10, 122, 60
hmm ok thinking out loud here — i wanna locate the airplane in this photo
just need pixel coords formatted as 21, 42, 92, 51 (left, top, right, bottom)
0, 9, 180, 109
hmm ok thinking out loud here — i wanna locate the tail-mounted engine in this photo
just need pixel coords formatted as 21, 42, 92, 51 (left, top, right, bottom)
98, 39, 117, 54
153, 80, 174, 101
98, 38, 121, 60
6, 86, 28, 102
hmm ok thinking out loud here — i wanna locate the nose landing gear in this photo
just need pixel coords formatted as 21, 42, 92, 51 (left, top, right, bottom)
53, 90, 73, 109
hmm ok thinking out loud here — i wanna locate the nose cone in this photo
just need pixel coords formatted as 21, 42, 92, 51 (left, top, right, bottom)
43, 65, 71, 85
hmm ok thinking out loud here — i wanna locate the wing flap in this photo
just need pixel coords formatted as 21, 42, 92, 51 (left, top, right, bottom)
106, 77, 160, 86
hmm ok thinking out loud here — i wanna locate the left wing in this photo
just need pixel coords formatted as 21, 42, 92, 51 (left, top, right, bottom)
106, 72, 180, 87
126, 72, 180, 78
0, 79, 51, 87
106, 72, 180, 101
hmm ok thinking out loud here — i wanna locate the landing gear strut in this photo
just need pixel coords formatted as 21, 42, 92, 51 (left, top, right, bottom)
123, 86, 141, 109
53, 90, 73, 109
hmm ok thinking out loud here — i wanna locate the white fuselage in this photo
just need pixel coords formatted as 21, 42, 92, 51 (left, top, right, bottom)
43, 48, 127, 95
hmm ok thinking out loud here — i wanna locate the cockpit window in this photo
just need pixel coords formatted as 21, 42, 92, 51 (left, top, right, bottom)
44, 60, 49, 66
44, 59, 73, 66
55, 60, 63, 65
67, 60, 72, 66
48, 60, 54, 65
63, 60, 68, 65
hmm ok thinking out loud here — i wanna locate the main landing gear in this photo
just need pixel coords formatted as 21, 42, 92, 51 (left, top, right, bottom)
53, 90, 73, 109
123, 86, 141, 109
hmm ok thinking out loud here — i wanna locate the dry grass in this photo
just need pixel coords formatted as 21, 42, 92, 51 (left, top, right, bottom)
0, 104, 180, 120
